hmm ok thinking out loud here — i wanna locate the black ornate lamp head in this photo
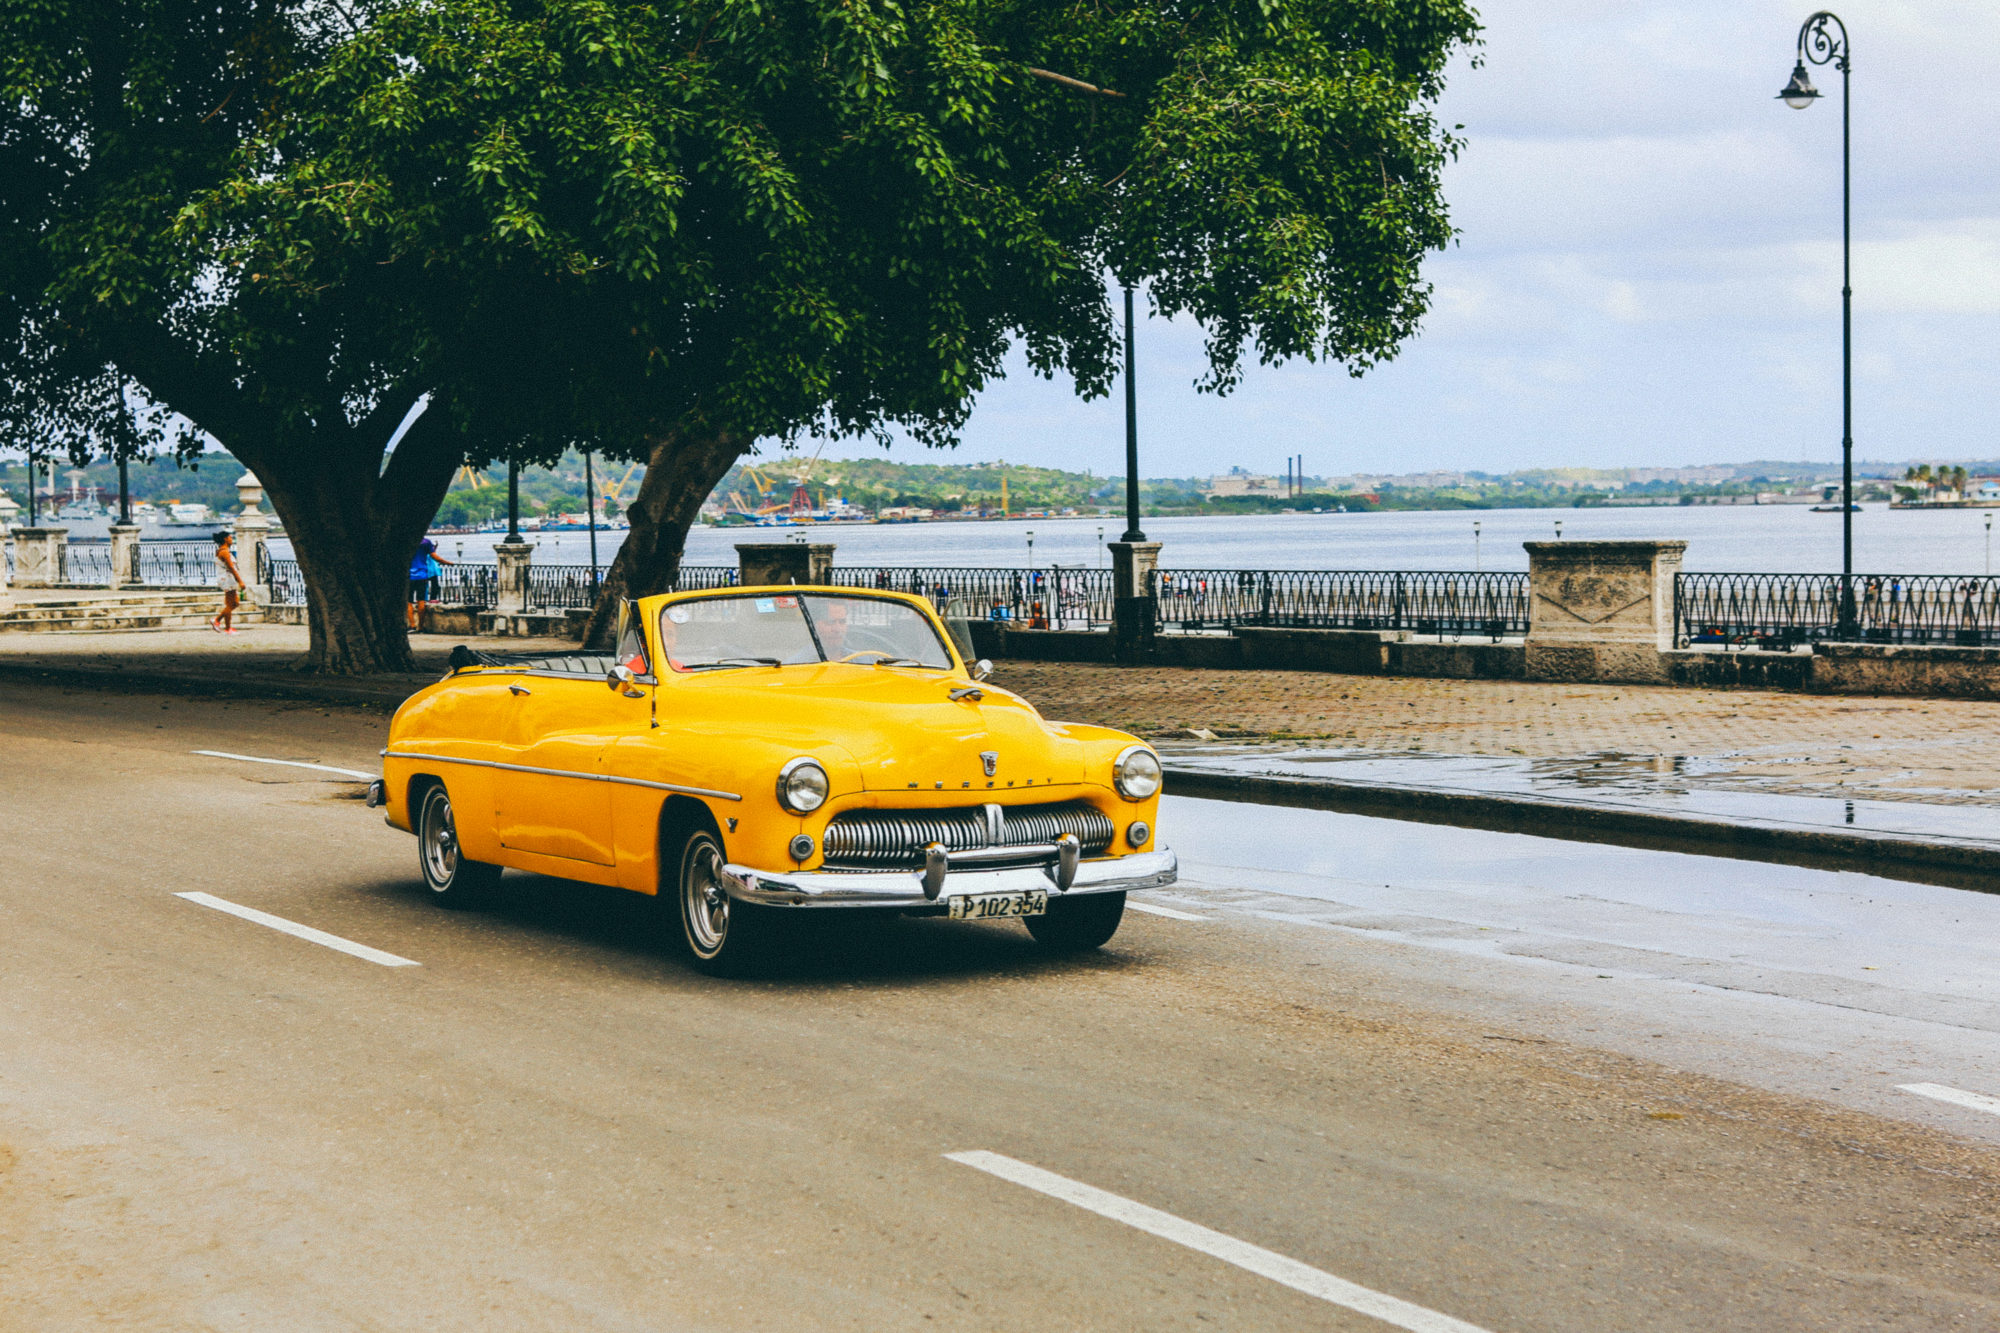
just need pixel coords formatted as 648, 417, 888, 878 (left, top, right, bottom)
1778, 61, 1821, 108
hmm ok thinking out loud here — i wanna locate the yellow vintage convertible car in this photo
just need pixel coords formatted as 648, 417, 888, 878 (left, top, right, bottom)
369, 585, 1175, 972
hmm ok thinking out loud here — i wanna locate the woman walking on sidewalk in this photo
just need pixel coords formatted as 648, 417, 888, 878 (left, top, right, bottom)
210, 531, 246, 634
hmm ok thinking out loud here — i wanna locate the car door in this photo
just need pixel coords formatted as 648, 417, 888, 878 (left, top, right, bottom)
493, 670, 633, 865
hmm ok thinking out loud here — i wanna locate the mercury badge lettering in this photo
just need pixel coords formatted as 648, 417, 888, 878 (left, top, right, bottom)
377, 587, 1175, 974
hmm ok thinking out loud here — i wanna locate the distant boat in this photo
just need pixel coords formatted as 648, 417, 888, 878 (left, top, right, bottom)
1811, 503, 1862, 512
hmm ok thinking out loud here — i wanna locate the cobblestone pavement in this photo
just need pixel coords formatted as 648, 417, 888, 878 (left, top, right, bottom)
991, 661, 2000, 806
5, 624, 1994, 807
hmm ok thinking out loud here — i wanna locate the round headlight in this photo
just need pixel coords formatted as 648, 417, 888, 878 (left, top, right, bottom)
1112, 746, 1162, 801
777, 757, 829, 813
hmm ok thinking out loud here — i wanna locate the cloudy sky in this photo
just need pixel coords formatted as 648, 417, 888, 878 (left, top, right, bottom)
818, 0, 2000, 479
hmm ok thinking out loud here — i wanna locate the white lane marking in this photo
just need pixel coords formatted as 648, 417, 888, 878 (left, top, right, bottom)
1128, 900, 1207, 921
194, 750, 376, 781
944, 1150, 1491, 1333
176, 893, 419, 968
1899, 1083, 2000, 1117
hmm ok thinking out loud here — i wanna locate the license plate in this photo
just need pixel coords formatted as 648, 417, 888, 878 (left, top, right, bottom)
947, 889, 1048, 920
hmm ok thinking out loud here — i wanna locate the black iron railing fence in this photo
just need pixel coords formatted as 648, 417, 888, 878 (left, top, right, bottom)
1155, 568, 1530, 638
830, 566, 1111, 628
257, 559, 736, 609
184, 558, 2000, 651
1676, 572, 2000, 648
56, 543, 115, 585
137, 541, 218, 586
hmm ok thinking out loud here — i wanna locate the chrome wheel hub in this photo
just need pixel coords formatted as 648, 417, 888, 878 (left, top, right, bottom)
683, 842, 729, 955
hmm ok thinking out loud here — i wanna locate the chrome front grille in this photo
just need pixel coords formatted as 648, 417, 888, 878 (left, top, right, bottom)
822, 801, 1115, 869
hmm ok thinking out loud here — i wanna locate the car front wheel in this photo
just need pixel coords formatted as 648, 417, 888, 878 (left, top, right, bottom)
417, 784, 502, 907
1024, 891, 1125, 952
675, 827, 770, 975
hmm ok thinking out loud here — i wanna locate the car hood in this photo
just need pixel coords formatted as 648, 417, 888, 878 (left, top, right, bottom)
669, 666, 1084, 794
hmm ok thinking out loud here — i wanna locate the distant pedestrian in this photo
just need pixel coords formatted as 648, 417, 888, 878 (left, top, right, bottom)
407, 537, 454, 631
209, 531, 246, 634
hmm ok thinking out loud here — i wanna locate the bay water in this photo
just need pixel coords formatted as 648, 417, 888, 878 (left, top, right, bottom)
345, 503, 2000, 576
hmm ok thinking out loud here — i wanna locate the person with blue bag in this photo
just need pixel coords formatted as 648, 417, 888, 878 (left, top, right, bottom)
406, 537, 454, 631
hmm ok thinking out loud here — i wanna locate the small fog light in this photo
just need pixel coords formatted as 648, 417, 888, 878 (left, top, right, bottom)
1126, 821, 1150, 849
788, 833, 816, 863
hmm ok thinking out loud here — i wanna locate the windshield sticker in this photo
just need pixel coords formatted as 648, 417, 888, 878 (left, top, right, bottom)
666, 606, 690, 623
755, 598, 776, 613
774, 596, 798, 608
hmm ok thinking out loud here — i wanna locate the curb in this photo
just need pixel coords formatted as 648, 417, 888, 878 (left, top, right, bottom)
1163, 765, 2000, 893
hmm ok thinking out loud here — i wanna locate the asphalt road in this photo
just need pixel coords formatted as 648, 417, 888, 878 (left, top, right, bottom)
4, 678, 1999, 1331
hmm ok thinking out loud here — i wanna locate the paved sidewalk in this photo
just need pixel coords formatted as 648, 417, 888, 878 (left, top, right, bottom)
4, 625, 1996, 809
989, 661, 2000, 808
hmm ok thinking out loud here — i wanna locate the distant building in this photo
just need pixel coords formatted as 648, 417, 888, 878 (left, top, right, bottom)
1203, 467, 1285, 498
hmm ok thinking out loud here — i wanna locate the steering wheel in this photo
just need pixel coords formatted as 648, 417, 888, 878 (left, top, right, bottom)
835, 650, 898, 664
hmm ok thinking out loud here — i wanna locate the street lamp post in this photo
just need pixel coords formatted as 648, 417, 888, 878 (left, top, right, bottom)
1778, 10, 1856, 636
1554, 520, 1563, 541
583, 448, 599, 601
1473, 520, 1482, 572
506, 460, 521, 542
1986, 512, 1993, 576
1120, 288, 1152, 544
1026, 528, 1035, 570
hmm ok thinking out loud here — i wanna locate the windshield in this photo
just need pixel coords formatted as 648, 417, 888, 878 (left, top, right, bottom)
658, 594, 954, 673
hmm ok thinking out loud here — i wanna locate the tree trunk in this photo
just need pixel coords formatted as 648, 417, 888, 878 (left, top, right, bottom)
236, 405, 464, 675
580, 425, 747, 648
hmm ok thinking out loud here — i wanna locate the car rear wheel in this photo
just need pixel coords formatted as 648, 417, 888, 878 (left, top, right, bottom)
417, 784, 501, 907
1024, 891, 1125, 952
675, 827, 770, 975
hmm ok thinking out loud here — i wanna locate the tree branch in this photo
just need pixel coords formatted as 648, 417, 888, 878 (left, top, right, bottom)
1026, 68, 1125, 98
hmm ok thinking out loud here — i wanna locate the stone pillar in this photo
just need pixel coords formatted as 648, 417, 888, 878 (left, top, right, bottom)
736, 542, 834, 587
494, 541, 535, 615
107, 523, 142, 590
10, 527, 66, 589
1108, 540, 1162, 662
1524, 539, 1686, 683
231, 472, 271, 602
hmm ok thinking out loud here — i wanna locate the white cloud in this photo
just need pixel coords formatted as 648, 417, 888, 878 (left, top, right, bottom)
822, 0, 2000, 478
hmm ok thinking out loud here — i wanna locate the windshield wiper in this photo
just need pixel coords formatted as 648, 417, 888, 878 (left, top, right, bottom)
869, 657, 925, 668
682, 656, 783, 671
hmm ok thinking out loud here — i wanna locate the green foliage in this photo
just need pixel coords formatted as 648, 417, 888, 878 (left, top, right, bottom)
180, 0, 1481, 461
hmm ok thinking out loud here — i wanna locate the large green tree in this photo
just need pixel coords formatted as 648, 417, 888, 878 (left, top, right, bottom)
193, 0, 1479, 643
0, 0, 489, 673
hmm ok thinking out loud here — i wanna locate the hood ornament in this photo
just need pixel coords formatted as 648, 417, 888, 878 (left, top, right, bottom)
980, 751, 999, 778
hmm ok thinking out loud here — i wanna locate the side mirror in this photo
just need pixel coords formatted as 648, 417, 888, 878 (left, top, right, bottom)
607, 664, 644, 698
972, 658, 993, 681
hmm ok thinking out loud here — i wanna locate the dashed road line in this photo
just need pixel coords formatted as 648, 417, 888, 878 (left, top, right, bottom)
944, 1150, 1491, 1333
1128, 900, 1208, 921
176, 892, 419, 968
1899, 1083, 2000, 1118
193, 750, 376, 780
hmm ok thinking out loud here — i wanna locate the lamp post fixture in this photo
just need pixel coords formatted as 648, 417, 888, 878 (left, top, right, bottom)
1120, 286, 1145, 543
1986, 512, 1993, 576
1473, 520, 1482, 572
1554, 520, 1563, 541
1096, 524, 1105, 567
1025, 528, 1035, 570
1778, 10, 1856, 636
583, 448, 599, 601
505, 459, 522, 542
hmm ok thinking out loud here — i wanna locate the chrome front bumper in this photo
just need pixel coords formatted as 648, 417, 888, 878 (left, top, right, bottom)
719, 848, 1177, 910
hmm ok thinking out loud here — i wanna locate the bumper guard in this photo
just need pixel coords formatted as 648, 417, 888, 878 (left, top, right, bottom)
719, 848, 1177, 910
